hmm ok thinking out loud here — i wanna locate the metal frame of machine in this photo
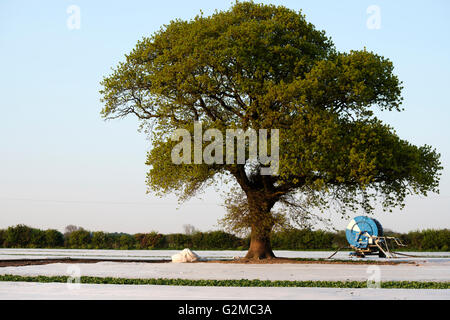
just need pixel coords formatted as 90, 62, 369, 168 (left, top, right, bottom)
349, 232, 406, 258
328, 216, 406, 259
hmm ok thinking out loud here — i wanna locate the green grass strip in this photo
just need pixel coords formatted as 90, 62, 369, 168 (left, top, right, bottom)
0, 274, 448, 289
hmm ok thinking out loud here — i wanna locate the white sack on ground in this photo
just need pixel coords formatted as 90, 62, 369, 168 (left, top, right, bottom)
171, 248, 203, 263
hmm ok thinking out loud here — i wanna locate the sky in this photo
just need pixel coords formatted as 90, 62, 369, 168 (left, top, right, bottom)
1, 0, 449, 234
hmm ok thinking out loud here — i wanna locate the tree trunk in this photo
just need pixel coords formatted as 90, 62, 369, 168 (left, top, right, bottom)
244, 193, 276, 260
245, 224, 275, 259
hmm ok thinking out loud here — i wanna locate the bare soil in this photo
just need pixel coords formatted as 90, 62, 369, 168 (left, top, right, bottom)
203, 257, 411, 265
0, 257, 412, 267
0, 258, 171, 267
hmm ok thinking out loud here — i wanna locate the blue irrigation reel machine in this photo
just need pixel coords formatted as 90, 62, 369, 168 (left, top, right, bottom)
328, 216, 406, 259
345, 216, 405, 258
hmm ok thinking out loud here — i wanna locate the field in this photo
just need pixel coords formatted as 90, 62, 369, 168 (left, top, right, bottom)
1, 248, 449, 261
0, 249, 449, 300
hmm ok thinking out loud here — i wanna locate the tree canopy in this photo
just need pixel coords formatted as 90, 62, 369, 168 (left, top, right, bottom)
100, 2, 442, 259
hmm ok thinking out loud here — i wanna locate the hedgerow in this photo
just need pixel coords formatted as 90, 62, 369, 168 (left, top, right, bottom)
0, 225, 448, 251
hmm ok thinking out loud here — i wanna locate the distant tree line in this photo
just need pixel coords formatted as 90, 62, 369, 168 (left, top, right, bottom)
0, 224, 448, 251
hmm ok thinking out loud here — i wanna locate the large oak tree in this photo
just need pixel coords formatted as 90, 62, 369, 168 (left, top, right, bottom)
100, 2, 442, 259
